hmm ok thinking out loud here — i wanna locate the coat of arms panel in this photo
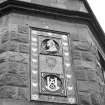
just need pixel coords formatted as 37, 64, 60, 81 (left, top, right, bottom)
31, 28, 76, 104
40, 72, 66, 96
39, 55, 63, 74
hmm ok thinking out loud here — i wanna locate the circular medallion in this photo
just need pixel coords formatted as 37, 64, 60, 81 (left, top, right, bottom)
41, 39, 59, 54
43, 74, 63, 92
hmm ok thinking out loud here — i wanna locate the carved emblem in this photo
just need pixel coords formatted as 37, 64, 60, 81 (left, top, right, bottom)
41, 73, 66, 96
41, 39, 59, 54
45, 75, 60, 91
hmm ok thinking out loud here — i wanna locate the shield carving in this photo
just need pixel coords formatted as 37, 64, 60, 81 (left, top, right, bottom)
46, 75, 60, 91
41, 73, 66, 96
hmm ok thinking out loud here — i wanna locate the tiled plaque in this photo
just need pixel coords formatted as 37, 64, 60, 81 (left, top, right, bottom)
31, 28, 76, 104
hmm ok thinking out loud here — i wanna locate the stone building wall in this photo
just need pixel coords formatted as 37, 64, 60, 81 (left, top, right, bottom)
0, 13, 104, 105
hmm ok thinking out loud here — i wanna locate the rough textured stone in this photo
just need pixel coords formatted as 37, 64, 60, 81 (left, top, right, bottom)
0, 62, 29, 87
0, 86, 17, 99
19, 43, 29, 53
0, 12, 103, 105
0, 86, 28, 100
0, 51, 29, 64
8, 42, 19, 52
8, 52, 29, 64
90, 92, 103, 105
80, 60, 96, 69
72, 41, 91, 51
0, 41, 19, 53
72, 59, 96, 69
10, 31, 29, 43
0, 42, 8, 53
18, 25, 29, 34
81, 51, 96, 62
1, 31, 9, 43
77, 81, 100, 93
74, 70, 88, 81
71, 50, 81, 59
87, 70, 98, 82
78, 92, 91, 105
17, 87, 28, 100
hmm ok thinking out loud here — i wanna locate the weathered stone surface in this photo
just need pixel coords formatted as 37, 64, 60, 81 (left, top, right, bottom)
0, 86, 17, 99
18, 87, 28, 100
81, 51, 96, 62
8, 42, 19, 52
0, 62, 29, 87
0, 86, 28, 100
19, 43, 29, 53
74, 70, 88, 81
0, 42, 8, 53
87, 70, 98, 82
81, 60, 96, 69
0, 62, 9, 75
72, 41, 97, 54
1, 31, 9, 43
72, 41, 91, 51
18, 25, 29, 34
10, 31, 29, 43
77, 81, 100, 92
8, 52, 29, 63
0, 41, 19, 53
78, 92, 91, 105
0, 51, 29, 63
90, 92, 103, 105
71, 50, 81, 59
72, 59, 96, 69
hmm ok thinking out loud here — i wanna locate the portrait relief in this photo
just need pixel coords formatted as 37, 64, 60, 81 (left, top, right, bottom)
41, 39, 60, 54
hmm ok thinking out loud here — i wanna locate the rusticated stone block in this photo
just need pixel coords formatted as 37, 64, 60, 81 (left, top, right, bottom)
71, 41, 97, 55
80, 60, 96, 69
18, 25, 29, 34
19, 43, 29, 53
81, 51, 96, 62
71, 50, 81, 59
0, 62, 9, 74
18, 87, 28, 100
78, 92, 91, 105
0, 62, 29, 87
10, 31, 29, 43
77, 81, 100, 93
90, 92, 103, 105
87, 70, 98, 82
72, 41, 91, 51
8, 51, 29, 64
0, 42, 8, 53
1, 31, 9, 43
74, 70, 88, 81
0, 58, 6, 63
0, 51, 29, 64
0, 41, 19, 53
72, 59, 81, 66
8, 41, 19, 52
0, 86, 17, 99
0, 26, 8, 34
72, 59, 96, 69
0, 86, 28, 100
